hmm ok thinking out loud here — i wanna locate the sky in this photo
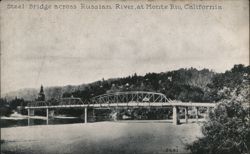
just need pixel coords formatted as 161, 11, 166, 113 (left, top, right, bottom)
1, 0, 249, 94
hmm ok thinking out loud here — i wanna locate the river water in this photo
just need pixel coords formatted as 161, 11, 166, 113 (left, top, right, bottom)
1, 109, 174, 128
0, 117, 84, 128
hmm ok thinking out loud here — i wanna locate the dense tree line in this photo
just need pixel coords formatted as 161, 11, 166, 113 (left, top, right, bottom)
0, 97, 27, 116
63, 67, 218, 102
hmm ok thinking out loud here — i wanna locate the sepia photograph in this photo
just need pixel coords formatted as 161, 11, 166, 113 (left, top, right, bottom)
0, 0, 249, 154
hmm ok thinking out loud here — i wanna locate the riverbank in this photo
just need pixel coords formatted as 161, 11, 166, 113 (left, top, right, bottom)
1, 121, 202, 154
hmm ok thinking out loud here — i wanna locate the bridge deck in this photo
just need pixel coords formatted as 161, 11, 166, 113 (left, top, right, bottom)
25, 102, 216, 109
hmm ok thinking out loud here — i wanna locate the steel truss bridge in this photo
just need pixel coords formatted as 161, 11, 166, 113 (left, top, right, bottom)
26, 91, 216, 125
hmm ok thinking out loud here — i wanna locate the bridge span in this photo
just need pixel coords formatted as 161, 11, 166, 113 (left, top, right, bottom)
26, 91, 217, 125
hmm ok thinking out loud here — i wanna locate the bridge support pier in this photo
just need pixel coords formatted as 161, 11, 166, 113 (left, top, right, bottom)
92, 109, 96, 122
28, 118, 31, 126
195, 107, 198, 123
84, 107, 88, 123
184, 107, 188, 124
28, 109, 35, 126
205, 107, 210, 119
173, 106, 180, 125
46, 108, 49, 125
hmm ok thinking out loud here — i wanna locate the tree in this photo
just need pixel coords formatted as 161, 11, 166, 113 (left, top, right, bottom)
187, 83, 250, 154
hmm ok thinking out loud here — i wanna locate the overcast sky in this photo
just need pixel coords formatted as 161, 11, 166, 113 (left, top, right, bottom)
1, 0, 249, 94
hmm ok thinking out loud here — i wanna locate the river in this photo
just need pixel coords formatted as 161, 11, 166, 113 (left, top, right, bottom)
0, 117, 84, 128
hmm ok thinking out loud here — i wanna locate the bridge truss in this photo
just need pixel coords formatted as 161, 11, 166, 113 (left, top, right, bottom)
90, 91, 172, 104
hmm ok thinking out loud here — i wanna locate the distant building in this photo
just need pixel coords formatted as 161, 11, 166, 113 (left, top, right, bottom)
168, 76, 172, 82
37, 85, 45, 101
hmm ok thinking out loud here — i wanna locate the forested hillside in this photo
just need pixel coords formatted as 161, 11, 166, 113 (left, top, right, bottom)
1, 64, 249, 117
2, 64, 249, 103
62, 67, 215, 102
